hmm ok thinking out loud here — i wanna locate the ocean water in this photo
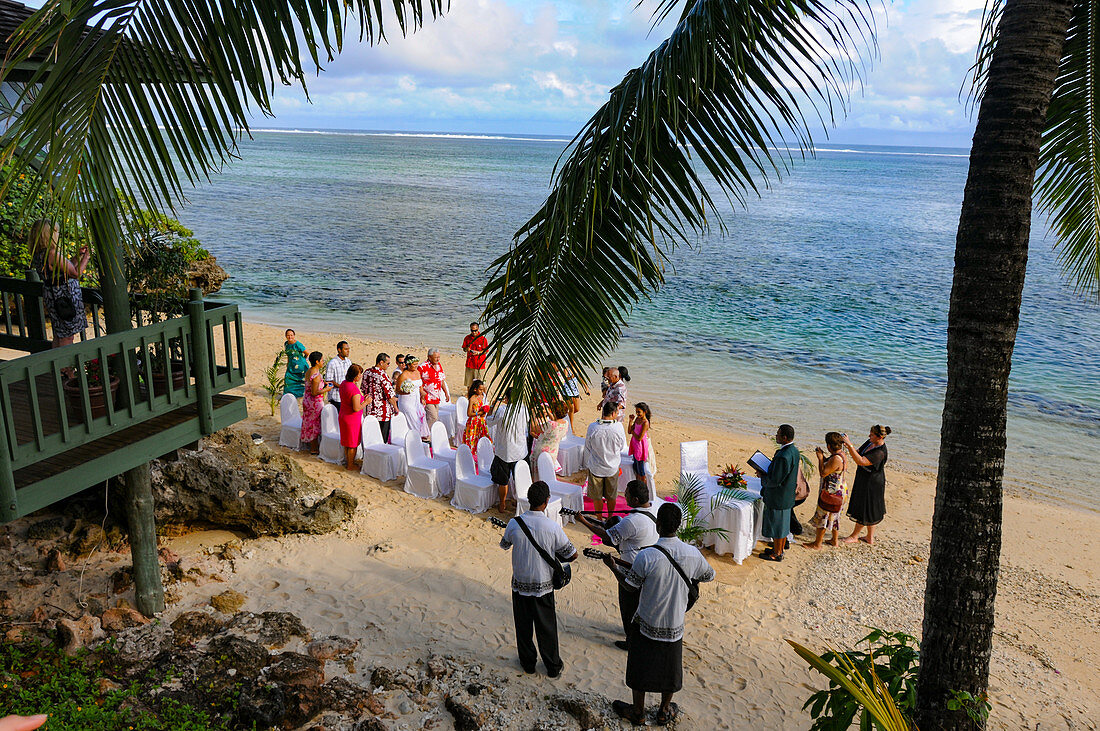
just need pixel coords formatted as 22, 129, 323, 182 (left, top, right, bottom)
178, 130, 1100, 509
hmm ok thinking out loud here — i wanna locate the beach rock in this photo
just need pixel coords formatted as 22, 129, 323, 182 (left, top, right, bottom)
218, 539, 244, 560
171, 611, 226, 646
318, 677, 375, 714
26, 516, 64, 540
353, 718, 388, 731
197, 635, 270, 693
266, 652, 325, 689
445, 695, 485, 731
552, 693, 604, 730
187, 256, 228, 294
228, 610, 311, 647
30, 605, 49, 623
237, 680, 287, 728
100, 607, 149, 632
56, 614, 104, 655
95, 678, 121, 696
45, 548, 67, 572
426, 653, 450, 679
211, 589, 246, 614
0, 534, 11, 550
149, 428, 357, 536
0, 592, 13, 619
370, 666, 399, 691
69, 525, 106, 557
4, 627, 28, 643
307, 636, 359, 661
83, 596, 107, 618
110, 568, 133, 594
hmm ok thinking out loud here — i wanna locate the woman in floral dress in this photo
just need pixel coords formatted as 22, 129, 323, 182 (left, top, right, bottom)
804, 431, 847, 548
300, 352, 331, 454
531, 400, 570, 476
462, 380, 490, 449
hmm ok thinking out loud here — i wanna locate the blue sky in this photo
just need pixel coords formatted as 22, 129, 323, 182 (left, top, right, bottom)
262, 0, 988, 149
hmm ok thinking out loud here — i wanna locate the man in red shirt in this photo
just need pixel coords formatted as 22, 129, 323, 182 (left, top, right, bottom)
462, 321, 489, 386
418, 348, 450, 429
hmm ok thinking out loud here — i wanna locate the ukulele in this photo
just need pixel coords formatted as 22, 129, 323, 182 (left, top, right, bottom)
489, 516, 509, 529
582, 546, 632, 570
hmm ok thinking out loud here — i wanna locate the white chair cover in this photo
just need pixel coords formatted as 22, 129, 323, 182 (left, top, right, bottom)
451, 445, 496, 513
556, 415, 584, 476
476, 437, 494, 476
389, 412, 410, 446
513, 461, 562, 523
454, 396, 469, 436
679, 440, 719, 491
318, 403, 344, 465
430, 421, 457, 483
538, 452, 583, 523
438, 395, 457, 439
403, 430, 454, 499
278, 393, 302, 449
360, 415, 406, 482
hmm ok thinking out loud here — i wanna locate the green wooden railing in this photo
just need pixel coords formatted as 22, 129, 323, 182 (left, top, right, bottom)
0, 289, 246, 520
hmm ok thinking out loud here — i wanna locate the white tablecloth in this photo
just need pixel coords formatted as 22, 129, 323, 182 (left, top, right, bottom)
701, 476, 764, 564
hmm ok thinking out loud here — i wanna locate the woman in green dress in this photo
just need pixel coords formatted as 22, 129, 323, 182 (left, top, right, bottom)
283, 328, 309, 398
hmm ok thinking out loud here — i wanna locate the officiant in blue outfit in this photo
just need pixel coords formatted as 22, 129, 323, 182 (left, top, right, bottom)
753, 423, 800, 562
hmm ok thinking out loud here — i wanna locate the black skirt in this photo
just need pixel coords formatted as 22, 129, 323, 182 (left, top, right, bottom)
625, 622, 683, 693
846, 468, 886, 525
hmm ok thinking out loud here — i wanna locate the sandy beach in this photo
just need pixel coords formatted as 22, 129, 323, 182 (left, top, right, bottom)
165, 320, 1094, 729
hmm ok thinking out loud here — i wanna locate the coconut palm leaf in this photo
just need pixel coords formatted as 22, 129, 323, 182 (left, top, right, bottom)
479, 0, 876, 405
0, 0, 445, 245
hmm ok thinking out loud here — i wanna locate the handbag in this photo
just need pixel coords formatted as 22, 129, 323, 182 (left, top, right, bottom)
818, 487, 844, 513
515, 516, 571, 590
794, 467, 810, 502
651, 544, 700, 610
52, 283, 78, 321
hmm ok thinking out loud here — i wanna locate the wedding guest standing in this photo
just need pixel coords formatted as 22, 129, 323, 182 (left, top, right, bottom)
325, 341, 352, 406
338, 364, 365, 471
300, 351, 331, 454
462, 322, 489, 386
462, 380, 490, 449
396, 355, 429, 439
627, 403, 652, 478
418, 348, 450, 429
531, 401, 570, 476
598, 367, 628, 420
499, 481, 577, 678
29, 219, 88, 347
804, 432, 847, 549
392, 354, 406, 386
843, 425, 892, 545
754, 424, 800, 562
584, 401, 628, 522
283, 329, 309, 398
489, 391, 530, 514
606, 502, 715, 726
362, 353, 398, 443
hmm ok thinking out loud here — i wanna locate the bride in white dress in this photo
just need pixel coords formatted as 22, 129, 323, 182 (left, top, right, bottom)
395, 355, 429, 439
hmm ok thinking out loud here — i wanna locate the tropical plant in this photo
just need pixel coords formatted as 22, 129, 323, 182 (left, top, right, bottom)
263, 350, 287, 415
479, 0, 1097, 727
672, 471, 751, 544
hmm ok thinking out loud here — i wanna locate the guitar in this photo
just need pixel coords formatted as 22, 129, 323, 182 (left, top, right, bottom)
489, 516, 509, 529
582, 546, 632, 570
561, 507, 625, 531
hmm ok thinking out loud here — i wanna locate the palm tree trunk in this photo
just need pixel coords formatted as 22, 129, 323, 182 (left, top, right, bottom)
915, 1, 1073, 728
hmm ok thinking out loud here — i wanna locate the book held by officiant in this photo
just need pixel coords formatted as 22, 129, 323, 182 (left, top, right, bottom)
747, 450, 771, 474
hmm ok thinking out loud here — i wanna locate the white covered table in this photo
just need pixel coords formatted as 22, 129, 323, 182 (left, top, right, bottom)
700, 476, 764, 564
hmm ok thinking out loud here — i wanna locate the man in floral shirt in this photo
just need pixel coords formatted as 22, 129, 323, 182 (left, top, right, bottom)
418, 348, 450, 430
361, 353, 398, 443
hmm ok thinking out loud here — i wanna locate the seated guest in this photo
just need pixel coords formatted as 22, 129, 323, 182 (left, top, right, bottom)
301, 351, 332, 454
338, 364, 365, 471
462, 380, 491, 449
752, 423, 800, 561
583, 401, 628, 522
531, 401, 570, 476
604, 502, 715, 726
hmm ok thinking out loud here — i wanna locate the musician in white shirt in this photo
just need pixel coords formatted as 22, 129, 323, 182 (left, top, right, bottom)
576, 480, 659, 650
603, 503, 715, 726
500, 481, 577, 677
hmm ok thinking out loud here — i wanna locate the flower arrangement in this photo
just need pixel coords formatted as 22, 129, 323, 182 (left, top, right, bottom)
717, 464, 748, 490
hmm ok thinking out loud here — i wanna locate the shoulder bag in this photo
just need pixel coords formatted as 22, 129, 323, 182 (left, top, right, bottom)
650, 544, 700, 610
515, 516, 571, 590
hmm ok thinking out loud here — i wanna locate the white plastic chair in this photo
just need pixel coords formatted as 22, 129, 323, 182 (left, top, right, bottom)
514, 460, 563, 525
451, 445, 496, 513
538, 452, 583, 523
453, 396, 469, 437
403, 430, 454, 499
389, 412, 410, 446
476, 437, 494, 476
679, 440, 719, 492
556, 415, 584, 476
430, 421, 457, 483
318, 404, 344, 465
278, 393, 302, 449
360, 415, 405, 482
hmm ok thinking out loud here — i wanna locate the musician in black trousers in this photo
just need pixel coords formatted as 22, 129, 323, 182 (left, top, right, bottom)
500, 481, 577, 677
576, 479, 659, 650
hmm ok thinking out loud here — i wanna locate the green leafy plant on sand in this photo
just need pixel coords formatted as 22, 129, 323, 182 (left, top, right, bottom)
947, 690, 992, 725
673, 472, 753, 544
263, 350, 287, 415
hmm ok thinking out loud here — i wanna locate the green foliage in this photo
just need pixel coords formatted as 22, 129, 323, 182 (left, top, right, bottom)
0, 166, 85, 278
800, 628, 920, 731
264, 350, 288, 415
947, 690, 992, 724
672, 472, 740, 544
118, 199, 209, 316
0, 640, 234, 730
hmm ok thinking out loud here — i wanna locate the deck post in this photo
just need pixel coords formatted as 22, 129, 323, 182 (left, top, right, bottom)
90, 205, 165, 617
0, 407, 16, 522
23, 269, 47, 343
188, 288, 215, 435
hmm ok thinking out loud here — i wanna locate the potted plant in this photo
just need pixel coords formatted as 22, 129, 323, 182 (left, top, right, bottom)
63, 356, 120, 422
147, 336, 188, 397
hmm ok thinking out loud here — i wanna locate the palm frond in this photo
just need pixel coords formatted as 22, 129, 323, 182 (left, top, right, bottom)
0, 0, 445, 248
1035, 0, 1100, 300
480, 0, 876, 407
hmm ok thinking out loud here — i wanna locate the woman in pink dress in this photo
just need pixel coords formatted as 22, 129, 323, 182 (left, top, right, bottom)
338, 364, 365, 471
627, 402, 652, 477
301, 351, 331, 454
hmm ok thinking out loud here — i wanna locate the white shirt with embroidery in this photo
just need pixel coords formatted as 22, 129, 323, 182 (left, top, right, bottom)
500, 510, 576, 597
606, 502, 661, 563
625, 536, 715, 642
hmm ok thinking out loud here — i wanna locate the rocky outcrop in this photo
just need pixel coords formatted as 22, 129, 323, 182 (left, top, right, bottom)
186, 256, 228, 294
149, 429, 357, 536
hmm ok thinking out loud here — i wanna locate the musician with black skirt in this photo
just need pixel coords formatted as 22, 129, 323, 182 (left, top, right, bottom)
602, 503, 715, 726
499, 481, 577, 677
575, 479, 659, 650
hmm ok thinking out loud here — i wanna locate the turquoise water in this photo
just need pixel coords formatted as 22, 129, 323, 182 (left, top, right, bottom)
178, 130, 1100, 508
